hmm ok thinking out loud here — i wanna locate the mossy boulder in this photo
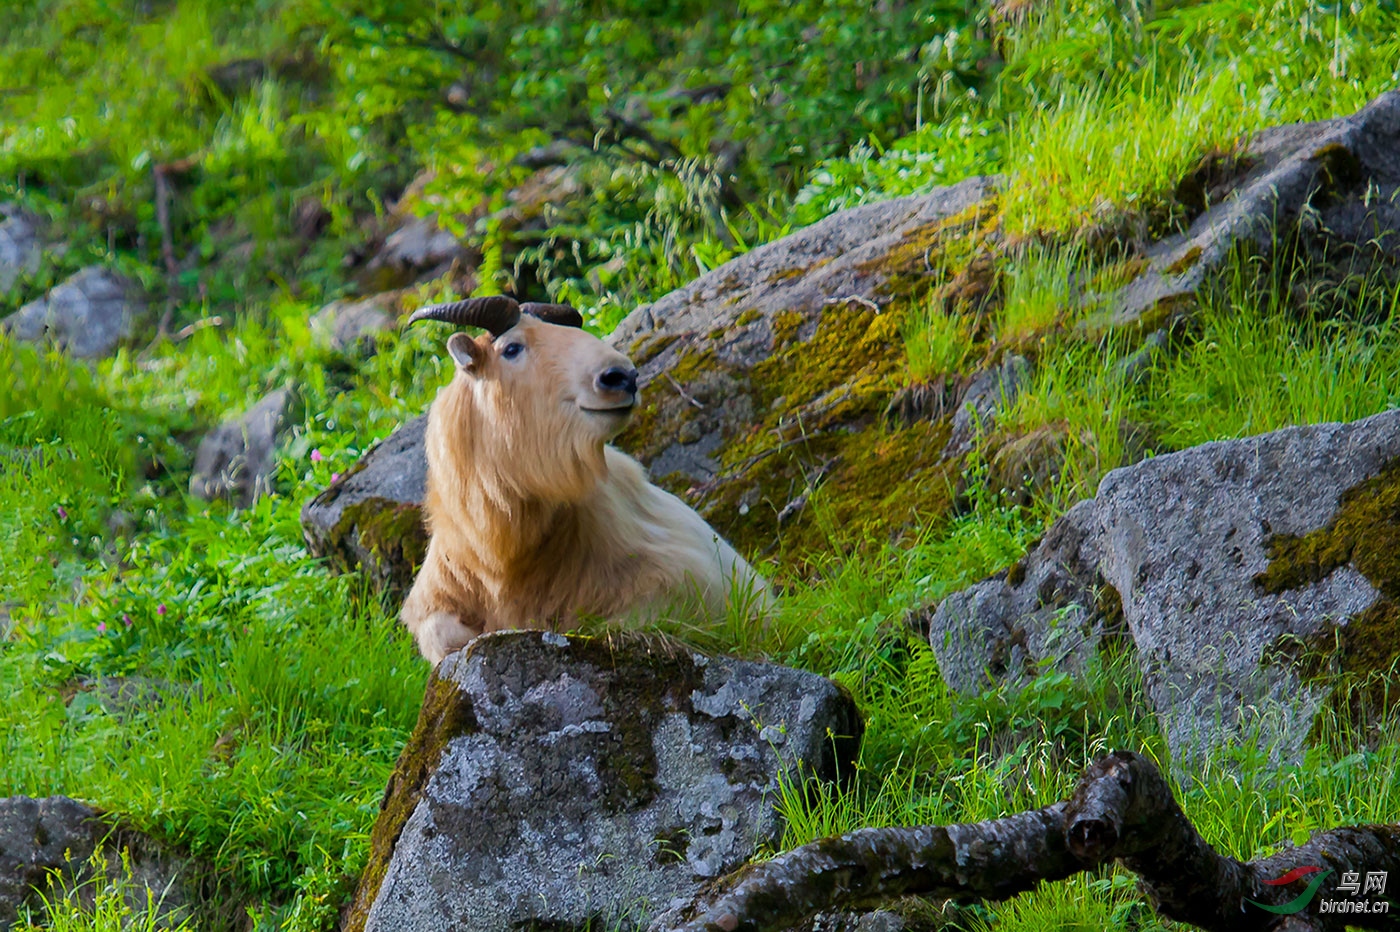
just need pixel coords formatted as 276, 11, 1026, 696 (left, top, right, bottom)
1090, 88, 1400, 332
611, 176, 998, 566
300, 416, 428, 594
344, 630, 860, 932
925, 408, 1400, 764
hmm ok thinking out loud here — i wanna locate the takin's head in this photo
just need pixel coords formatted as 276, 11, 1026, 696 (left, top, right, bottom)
408, 295, 640, 504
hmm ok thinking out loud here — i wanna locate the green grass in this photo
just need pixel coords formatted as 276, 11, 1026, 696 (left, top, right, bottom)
990, 248, 1400, 517
994, 243, 1089, 340
794, 0, 1400, 236
1155, 257, 1400, 449
904, 297, 978, 381
993, 334, 1141, 516
995, 0, 1400, 233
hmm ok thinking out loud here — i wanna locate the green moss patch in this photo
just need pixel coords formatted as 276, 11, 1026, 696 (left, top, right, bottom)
1256, 461, 1400, 599
628, 332, 681, 368
693, 301, 960, 568
1165, 245, 1203, 275
1256, 460, 1400, 736
331, 498, 430, 592
765, 266, 810, 285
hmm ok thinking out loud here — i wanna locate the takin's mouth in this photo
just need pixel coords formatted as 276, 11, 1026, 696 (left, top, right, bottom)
579, 404, 635, 416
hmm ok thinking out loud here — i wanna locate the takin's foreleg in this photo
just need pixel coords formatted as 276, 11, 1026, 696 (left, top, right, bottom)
400, 549, 485, 664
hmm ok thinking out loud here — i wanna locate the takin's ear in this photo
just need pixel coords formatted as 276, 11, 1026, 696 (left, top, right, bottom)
446, 332, 485, 372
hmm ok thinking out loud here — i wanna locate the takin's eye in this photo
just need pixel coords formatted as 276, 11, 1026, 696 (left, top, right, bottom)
500, 342, 525, 361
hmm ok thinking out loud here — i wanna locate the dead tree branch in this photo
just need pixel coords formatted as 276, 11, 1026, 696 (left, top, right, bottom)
651, 751, 1400, 932
150, 156, 198, 343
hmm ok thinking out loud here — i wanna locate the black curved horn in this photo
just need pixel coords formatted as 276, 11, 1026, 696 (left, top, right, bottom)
405, 295, 522, 335
521, 302, 584, 328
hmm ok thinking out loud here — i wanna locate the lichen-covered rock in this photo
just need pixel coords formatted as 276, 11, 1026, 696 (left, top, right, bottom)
189, 387, 300, 507
925, 407, 1400, 762
345, 630, 861, 932
300, 416, 427, 593
1095, 88, 1400, 331
0, 207, 42, 294
0, 796, 194, 930
3, 267, 145, 358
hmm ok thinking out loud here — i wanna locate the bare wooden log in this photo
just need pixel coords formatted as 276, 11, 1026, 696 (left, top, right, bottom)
652, 751, 1400, 932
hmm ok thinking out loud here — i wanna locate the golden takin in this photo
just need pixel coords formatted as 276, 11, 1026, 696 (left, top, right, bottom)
400, 295, 770, 663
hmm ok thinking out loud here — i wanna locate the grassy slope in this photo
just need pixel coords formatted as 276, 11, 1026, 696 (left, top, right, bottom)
2, 1, 1400, 929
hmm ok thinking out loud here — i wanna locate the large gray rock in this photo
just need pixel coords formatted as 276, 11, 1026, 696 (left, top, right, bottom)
345, 631, 861, 932
189, 387, 299, 507
925, 408, 1400, 762
0, 208, 42, 294
0, 796, 193, 930
3, 267, 144, 358
300, 416, 428, 593
1097, 88, 1400, 329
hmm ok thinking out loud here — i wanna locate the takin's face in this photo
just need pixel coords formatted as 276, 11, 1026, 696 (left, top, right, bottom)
443, 316, 639, 501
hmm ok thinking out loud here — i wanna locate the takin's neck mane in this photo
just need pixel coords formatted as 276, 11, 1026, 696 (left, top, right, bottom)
425, 375, 614, 582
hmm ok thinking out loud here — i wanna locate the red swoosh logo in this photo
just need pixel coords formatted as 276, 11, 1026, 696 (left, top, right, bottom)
1262, 866, 1324, 886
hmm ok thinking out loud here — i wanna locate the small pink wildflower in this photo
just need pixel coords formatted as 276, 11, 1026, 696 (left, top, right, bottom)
156, 604, 167, 616
96, 621, 107, 634
311, 449, 324, 463
122, 614, 133, 628
331, 472, 342, 483
56, 506, 68, 520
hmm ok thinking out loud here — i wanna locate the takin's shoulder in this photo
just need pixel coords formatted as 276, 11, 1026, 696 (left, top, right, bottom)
597, 446, 736, 570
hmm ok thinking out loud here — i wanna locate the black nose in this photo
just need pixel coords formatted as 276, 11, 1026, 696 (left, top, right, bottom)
597, 366, 638, 395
